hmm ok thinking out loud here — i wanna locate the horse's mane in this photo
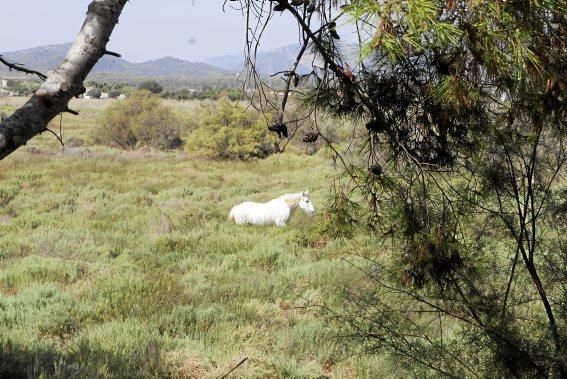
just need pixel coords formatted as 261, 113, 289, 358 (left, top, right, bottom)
277, 192, 305, 208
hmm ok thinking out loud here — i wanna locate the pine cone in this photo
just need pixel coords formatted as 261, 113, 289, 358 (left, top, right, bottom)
274, 3, 286, 11
365, 116, 386, 133
307, 1, 316, 12
268, 123, 289, 139
302, 132, 319, 143
328, 22, 340, 39
369, 164, 383, 177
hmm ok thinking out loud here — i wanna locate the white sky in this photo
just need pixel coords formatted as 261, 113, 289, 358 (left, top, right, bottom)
0, 1, 306, 62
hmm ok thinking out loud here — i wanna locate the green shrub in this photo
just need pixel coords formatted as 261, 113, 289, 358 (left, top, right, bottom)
108, 89, 121, 99
95, 90, 183, 150
185, 99, 277, 160
0, 256, 87, 292
86, 88, 101, 99
86, 271, 185, 321
8, 80, 40, 96
67, 320, 167, 377
226, 88, 245, 101
138, 80, 163, 94
175, 89, 192, 100
0, 184, 19, 207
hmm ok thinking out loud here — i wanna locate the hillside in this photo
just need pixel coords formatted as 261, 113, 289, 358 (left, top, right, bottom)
0, 43, 325, 88
205, 44, 314, 75
0, 42, 363, 82
0, 43, 235, 84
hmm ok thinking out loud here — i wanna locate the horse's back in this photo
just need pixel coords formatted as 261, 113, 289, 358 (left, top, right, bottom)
229, 201, 263, 225
229, 200, 289, 225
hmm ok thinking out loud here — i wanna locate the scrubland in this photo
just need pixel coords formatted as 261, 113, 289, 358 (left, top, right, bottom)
0, 97, 386, 377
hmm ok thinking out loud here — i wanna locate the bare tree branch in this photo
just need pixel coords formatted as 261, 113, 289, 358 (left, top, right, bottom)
0, 56, 47, 80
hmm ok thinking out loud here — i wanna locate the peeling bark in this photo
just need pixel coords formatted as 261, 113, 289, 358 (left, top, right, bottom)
0, 0, 128, 160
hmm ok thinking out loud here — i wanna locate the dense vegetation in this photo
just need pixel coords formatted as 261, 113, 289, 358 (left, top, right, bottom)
185, 99, 278, 160
239, 0, 566, 376
2, 80, 42, 96
83, 80, 246, 101
138, 80, 164, 95
93, 92, 278, 158
95, 91, 183, 150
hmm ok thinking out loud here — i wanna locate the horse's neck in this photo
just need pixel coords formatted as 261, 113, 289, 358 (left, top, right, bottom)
279, 193, 302, 210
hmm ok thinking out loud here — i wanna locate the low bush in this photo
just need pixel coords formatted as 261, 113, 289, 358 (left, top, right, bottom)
95, 90, 183, 150
7, 80, 41, 96
185, 98, 277, 160
86, 88, 101, 99
108, 89, 121, 98
138, 80, 163, 94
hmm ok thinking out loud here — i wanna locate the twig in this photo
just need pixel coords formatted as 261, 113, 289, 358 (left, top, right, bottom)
279, 37, 309, 117
0, 55, 47, 80
64, 108, 80, 116
221, 357, 248, 378
59, 113, 64, 145
43, 114, 65, 148
45, 127, 65, 147
103, 50, 122, 57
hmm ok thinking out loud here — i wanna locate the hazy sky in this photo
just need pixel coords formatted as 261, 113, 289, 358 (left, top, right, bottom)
0, 1, 306, 62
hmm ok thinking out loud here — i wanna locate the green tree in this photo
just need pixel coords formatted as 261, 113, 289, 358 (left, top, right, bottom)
86, 81, 114, 92
175, 89, 192, 101
242, 0, 566, 376
108, 89, 121, 98
95, 90, 182, 150
138, 80, 163, 94
226, 88, 245, 101
86, 88, 101, 99
185, 98, 277, 160
8, 81, 40, 96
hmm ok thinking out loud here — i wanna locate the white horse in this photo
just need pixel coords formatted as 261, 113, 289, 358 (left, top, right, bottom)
228, 191, 315, 227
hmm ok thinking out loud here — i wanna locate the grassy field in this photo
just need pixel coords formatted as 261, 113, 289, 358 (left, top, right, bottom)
0, 98, 386, 377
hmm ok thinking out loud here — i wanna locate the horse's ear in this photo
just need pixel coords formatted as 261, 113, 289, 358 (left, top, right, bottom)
303, 190, 309, 196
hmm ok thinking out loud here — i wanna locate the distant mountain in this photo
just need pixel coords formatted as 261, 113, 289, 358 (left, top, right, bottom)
0, 42, 361, 87
204, 43, 363, 75
0, 43, 233, 80
204, 44, 314, 75
129, 57, 228, 77
0, 44, 72, 73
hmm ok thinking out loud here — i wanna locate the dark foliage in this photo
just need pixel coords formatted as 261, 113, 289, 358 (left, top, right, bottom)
239, 0, 567, 375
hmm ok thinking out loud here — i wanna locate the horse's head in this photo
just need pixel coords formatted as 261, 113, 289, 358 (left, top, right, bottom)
298, 191, 315, 216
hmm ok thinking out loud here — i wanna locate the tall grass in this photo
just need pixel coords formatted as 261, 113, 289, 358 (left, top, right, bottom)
0, 98, 384, 377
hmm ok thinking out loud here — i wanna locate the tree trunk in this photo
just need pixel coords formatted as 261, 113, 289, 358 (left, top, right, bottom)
0, 0, 128, 160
